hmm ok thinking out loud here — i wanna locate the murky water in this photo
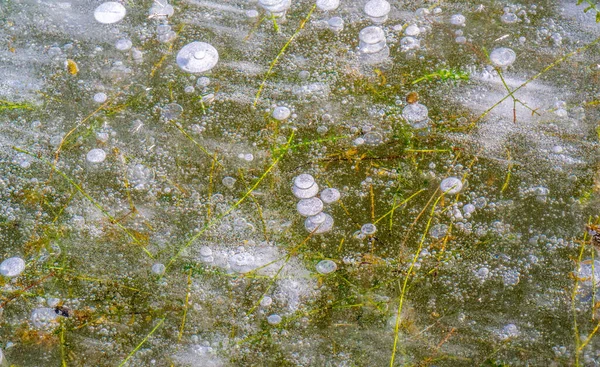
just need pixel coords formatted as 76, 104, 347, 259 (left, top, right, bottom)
1, 0, 600, 366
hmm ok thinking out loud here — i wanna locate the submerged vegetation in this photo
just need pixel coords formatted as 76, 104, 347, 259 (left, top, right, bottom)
0, 0, 600, 366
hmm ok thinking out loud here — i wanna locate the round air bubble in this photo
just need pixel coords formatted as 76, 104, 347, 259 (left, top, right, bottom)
115, 39, 132, 51
200, 246, 213, 257
359, 26, 385, 45
94, 2, 126, 24
260, 296, 273, 307
320, 188, 340, 203
151, 263, 165, 275
358, 27, 389, 54
364, 0, 390, 18
316, 260, 337, 274
86, 148, 106, 163
308, 212, 327, 224
328, 16, 344, 32
149, 1, 174, 18
449, 14, 466, 26
197, 76, 211, 87
463, 203, 476, 214
0, 257, 25, 277
440, 177, 463, 195
363, 132, 383, 145
294, 174, 315, 189
297, 197, 324, 217
267, 314, 282, 325
222, 176, 236, 188
400, 36, 420, 51
93, 92, 107, 103
405, 25, 420, 36
476, 267, 489, 280
576, 260, 600, 287
402, 103, 428, 123
354, 137, 365, 146
272, 106, 291, 120
316, 0, 339, 11
361, 223, 377, 235
292, 182, 319, 199
260, 0, 284, 6
161, 103, 183, 120
229, 252, 256, 273
489, 47, 516, 67
305, 213, 334, 234
132, 48, 143, 61
259, 0, 291, 14
176, 42, 219, 73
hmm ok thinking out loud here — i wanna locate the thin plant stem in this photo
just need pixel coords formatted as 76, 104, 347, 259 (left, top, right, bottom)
117, 318, 165, 367
254, 5, 316, 106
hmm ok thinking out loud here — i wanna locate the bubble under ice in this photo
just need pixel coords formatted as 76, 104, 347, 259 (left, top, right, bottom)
320, 188, 341, 203
94, 2, 126, 24
315, 260, 337, 274
30, 308, 58, 330
304, 213, 334, 234
0, 257, 25, 277
272, 106, 291, 121
489, 47, 517, 67
440, 177, 463, 195
364, 0, 390, 23
176, 42, 219, 74
316, 0, 340, 12
3, 0, 600, 365
86, 148, 106, 163
297, 197, 324, 217
292, 182, 319, 199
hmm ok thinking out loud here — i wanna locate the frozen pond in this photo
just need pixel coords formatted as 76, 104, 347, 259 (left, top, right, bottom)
1, 0, 600, 366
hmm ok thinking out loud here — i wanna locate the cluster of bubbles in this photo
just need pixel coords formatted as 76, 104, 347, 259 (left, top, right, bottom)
357, 26, 389, 64
353, 222, 377, 241
149, 0, 176, 43
291, 174, 339, 234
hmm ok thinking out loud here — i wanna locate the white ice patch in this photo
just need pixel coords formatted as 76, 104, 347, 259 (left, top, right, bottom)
451, 71, 586, 169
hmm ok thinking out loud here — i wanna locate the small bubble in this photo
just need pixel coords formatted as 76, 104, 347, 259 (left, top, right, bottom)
151, 263, 165, 275
267, 314, 282, 325
86, 148, 107, 163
